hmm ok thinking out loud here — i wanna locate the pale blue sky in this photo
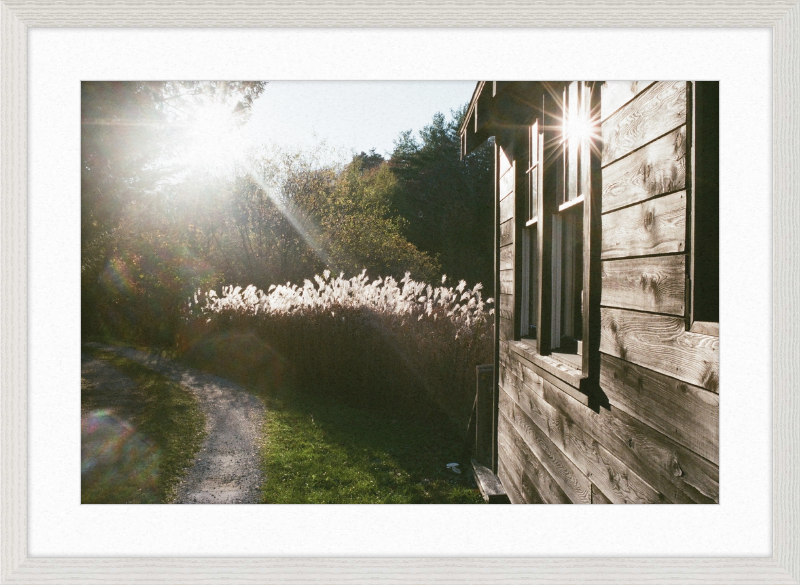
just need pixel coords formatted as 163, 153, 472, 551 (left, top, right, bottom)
244, 81, 477, 160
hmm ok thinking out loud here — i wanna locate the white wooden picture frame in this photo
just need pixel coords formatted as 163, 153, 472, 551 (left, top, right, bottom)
2, 1, 798, 582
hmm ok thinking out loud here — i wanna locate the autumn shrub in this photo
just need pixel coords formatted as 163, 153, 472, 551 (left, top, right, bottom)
180, 270, 493, 430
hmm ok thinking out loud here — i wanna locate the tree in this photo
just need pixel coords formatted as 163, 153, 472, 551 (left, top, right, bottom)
389, 106, 494, 291
225, 150, 335, 287
81, 84, 483, 346
320, 154, 439, 281
225, 148, 439, 287
81, 81, 266, 342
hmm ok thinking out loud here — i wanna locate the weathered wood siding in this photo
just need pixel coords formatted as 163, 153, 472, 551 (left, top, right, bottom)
498, 140, 515, 343
495, 81, 719, 504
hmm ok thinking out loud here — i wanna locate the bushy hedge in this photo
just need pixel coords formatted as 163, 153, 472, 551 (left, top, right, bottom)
179, 271, 493, 430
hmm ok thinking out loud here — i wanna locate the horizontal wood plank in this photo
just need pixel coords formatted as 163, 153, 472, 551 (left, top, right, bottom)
498, 426, 546, 504
499, 143, 513, 176
602, 125, 687, 213
600, 354, 719, 464
499, 269, 514, 295
499, 419, 571, 504
497, 459, 524, 504
500, 218, 513, 247
495, 450, 534, 503
550, 410, 665, 504
501, 342, 587, 404
601, 81, 655, 121
497, 406, 534, 504
601, 190, 686, 260
500, 191, 514, 222
600, 307, 720, 392
499, 412, 572, 504
498, 397, 592, 503
500, 244, 514, 270
499, 341, 718, 503
499, 339, 511, 360
499, 169, 514, 200
601, 254, 686, 315
499, 318, 515, 341
500, 352, 545, 398
602, 81, 687, 166
592, 483, 613, 504
690, 321, 720, 337
500, 377, 665, 504
540, 382, 718, 503
499, 293, 514, 322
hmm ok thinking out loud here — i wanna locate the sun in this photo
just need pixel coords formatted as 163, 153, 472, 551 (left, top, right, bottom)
564, 96, 596, 145
174, 102, 251, 174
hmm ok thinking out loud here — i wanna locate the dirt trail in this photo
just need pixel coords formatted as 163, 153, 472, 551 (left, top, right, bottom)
86, 344, 266, 504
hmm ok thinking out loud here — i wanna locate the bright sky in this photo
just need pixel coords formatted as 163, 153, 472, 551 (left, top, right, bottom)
244, 81, 477, 161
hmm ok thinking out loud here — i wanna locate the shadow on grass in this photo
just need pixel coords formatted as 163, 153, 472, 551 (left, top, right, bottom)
261, 387, 483, 504
174, 331, 484, 503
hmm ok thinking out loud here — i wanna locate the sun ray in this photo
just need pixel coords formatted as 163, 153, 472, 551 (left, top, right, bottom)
239, 160, 338, 272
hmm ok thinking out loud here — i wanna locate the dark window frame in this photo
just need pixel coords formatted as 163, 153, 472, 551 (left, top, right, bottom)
688, 80, 720, 336
517, 81, 601, 380
520, 120, 540, 340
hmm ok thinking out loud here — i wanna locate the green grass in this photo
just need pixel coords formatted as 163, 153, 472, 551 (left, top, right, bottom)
260, 389, 484, 504
81, 349, 206, 503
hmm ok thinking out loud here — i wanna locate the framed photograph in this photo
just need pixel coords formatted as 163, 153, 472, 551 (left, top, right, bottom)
2, 1, 797, 583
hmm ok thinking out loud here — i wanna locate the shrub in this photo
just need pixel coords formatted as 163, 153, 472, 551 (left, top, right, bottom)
180, 270, 493, 430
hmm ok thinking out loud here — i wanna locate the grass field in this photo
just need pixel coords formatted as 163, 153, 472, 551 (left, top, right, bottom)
260, 388, 484, 504
81, 348, 206, 503
82, 341, 484, 504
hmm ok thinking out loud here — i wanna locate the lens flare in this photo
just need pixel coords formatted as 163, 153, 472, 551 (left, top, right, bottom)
81, 409, 160, 503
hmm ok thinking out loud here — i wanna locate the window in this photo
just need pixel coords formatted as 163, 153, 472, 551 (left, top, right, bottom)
552, 81, 592, 363
519, 81, 599, 374
520, 121, 540, 340
689, 81, 719, 334
551, 203, 583, 360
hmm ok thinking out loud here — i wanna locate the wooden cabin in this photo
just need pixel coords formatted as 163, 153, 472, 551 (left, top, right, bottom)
461, 81, 719, 504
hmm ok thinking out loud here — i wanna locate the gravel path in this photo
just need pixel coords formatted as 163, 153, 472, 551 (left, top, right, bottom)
87, 344, 266, 504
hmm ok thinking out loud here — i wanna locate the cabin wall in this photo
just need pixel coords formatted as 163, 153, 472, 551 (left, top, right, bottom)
498, 139, 516, 342
495, 81, 719, 504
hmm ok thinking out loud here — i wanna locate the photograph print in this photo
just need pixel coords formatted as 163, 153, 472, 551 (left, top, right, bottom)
81, 80, 719, 504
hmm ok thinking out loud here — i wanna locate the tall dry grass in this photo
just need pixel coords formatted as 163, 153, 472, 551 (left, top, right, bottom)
180, 271, 493, 430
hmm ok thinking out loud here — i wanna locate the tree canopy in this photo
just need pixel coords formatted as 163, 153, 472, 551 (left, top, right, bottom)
81, 83, 492, 346
389, 107, 494, 289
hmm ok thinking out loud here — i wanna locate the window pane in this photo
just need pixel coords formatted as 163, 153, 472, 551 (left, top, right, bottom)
528, 121, 539, 223
566, 81, 579, 202
692, 81, 719, 323
551, 206, 583, 354
521, 226, 538, 339
530, 120, 539, 167
560, 205, 583, 345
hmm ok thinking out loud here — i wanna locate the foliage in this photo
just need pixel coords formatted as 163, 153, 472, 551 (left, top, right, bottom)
181, 271, 493, 431
80, 86, 499, 503
81, 87, 491, 352
390, 106, 495, 292
225, 148, 440, 290
81, 81, 267, 342
321, 155, 440, 282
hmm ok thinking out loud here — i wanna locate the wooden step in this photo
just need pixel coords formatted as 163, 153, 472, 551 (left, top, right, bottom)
471, 459, 510, 504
